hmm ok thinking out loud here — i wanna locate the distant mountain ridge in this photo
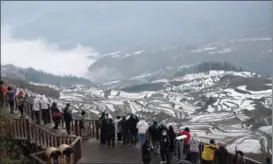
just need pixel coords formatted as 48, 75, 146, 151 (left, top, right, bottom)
1, 64, 93, 87
88, 38, 272, 83
100, 61, 249, 90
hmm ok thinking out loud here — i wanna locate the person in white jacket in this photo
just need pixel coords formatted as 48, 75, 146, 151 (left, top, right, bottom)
189, 132, 201, 164
114, 115, 122, 142
136, 119, 149, 145
32, 95, 41, 125
40, 95, 50, 124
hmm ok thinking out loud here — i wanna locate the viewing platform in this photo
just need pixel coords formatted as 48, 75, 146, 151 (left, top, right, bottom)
9, 98, 265, 164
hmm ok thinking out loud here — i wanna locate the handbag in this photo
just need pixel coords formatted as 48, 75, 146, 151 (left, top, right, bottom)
52, 111, 62, 120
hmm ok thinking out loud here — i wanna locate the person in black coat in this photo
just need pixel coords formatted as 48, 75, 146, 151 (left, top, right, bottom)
127, 114, 138, 145
99, 112, 106, 144
214, 143, 228, 164
63, 103, 72, 135
160, 129, 171, 164
266, 156, 272, 164
120, 116, 129, 145
100, 112, 108, 145
148, 121, 160, 155
106, 118, 115, 148
141, 139, 153, 164
168, 125, 176, 160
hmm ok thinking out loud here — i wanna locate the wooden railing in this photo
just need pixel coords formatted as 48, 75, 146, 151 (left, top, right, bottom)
12, 117, 82, 163
22, 99, 97, 138
29, 137, 82, 164
29, 151, 47, 164
16, 98, 264, 164
12, 118, 77, 147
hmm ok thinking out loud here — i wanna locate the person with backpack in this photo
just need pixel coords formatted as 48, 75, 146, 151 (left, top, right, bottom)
63, 104, 73, 135
189, 133, 201, 164
141, 139, 153, 164
201, 139, 217, 164
137, 119, 149, 145
114, 115, 122, 142
106, 118, 115, 148
148, 121, 160, 155
51, 102, 62, 129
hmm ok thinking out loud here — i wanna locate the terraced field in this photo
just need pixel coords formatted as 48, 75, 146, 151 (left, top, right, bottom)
25, 70, 272, 161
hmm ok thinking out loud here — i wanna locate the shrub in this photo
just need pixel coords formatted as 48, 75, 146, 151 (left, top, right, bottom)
0, 112, 26, 164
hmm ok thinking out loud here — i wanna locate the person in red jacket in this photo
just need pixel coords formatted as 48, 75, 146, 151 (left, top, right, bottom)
0, 81, 7, 108
179, 127, 191, 159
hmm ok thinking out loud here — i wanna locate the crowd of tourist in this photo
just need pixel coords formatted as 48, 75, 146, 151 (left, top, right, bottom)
0, 81, 25, 115
96, 112, 255, 164
1, 80, 271, 164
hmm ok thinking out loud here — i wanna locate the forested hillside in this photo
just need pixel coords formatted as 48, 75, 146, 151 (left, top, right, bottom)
1, 64, 93, 87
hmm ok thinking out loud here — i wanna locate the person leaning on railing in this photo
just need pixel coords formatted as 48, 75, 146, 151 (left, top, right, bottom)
201, 139, 217, 164
18, 92, 28, 118
232, 146, 246, 164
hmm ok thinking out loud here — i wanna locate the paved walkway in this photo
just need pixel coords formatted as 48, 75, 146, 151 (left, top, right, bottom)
78, 139, 180, 164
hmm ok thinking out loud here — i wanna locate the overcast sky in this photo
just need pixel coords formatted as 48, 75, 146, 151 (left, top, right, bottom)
1, 1, 271, 76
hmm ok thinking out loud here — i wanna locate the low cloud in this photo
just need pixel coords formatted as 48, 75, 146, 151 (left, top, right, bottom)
86, 66, 124, 83
1, 25, 99, 77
